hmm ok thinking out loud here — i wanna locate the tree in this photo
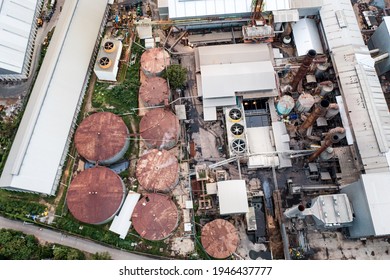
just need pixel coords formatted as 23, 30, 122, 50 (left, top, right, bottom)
92, 251, 112, 260
163, 64, 188, 90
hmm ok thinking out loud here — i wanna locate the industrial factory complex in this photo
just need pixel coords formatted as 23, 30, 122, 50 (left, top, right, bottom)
1, 0, 390, 260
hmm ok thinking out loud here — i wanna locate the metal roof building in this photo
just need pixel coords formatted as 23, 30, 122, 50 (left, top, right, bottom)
0, 0, 109, 195
109, 192, 141, 239
341, 173, 390, 238
331, 45, 390, 173
166, 0, 252, 20
195, 44, 277, 121
217, 180, 249, 215
319, 0, 364, 52
0, 0, 43, 81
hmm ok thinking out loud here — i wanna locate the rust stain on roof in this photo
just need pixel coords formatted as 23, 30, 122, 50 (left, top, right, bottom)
67, 167, 125, 225
201, 219, 239, 259
75, 112, 129, 162
139, 108, 180, 150
139, 77, 169, 106
141, 48, 170, 75
132, 193, 178, 241
136, 149, 179, 193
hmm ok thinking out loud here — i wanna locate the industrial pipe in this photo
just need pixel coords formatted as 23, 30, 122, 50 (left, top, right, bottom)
297, 99, 330, 137
290, 49, 317, 92
374, 53, 389, 63
308, 127, 345, 162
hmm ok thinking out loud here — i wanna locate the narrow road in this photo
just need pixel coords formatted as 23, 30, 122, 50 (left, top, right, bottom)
0, 216, 153, 260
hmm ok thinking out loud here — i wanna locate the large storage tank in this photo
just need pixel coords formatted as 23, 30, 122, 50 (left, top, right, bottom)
67, 166, 125, 225
201, 219, 239, 259
136, 149, 179, 193
75, 112, 129, 165
295, 93, 315, 113
139, 108, 180, 150
140, 48, 170, 77
132, 193, 178, 241
139, 76, 169, 107
276, 95, 295, 115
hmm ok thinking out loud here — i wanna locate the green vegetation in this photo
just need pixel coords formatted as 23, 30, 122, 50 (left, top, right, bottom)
0, 111, 22, 174
0, 229, 86, 260
92, 251, 112, 260
0, 189, 50, 221
162, 64, 188, 90
92, 42, 144, 115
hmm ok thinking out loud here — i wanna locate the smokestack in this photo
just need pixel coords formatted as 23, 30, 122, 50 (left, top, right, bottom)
308, 127, 346, 162
291, 49, 317, 92
297, 99, 330, 137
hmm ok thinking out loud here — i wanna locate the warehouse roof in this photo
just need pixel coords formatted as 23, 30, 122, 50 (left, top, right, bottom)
320, 0, 364, 51
292, 18, 324, 56
341, 173, 390, 238
0, 0, 40, 75
0, 0, 109, 195
167, 0, 252, 19
331, 45, 390, 173
217, 180, 249, 215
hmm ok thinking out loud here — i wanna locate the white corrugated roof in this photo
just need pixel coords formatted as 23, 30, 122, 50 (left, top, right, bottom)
263, 0, 290, 11
292, 18, 324, 56
331, 45, 390, 173
109, 192, 140, 239
264, 0, 323, 11
273, 9, 299, 23
0, 0, 109, 195
201, 61, 276, 99
217, 180, 249, 215
320, 0, 364, 51
272, 121, 292, 168
168, 0, 252, 19
247, 127, 279, 168
196, 43, 271, 71
0, 0, 40, 74
361, 173, 390, 236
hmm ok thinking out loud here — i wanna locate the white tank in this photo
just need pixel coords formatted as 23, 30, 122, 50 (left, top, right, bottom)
295, 93, 315, 113
276, 95, 295, 115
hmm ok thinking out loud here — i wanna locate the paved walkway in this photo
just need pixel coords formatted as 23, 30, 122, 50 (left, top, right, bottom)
0, 216, 153, 260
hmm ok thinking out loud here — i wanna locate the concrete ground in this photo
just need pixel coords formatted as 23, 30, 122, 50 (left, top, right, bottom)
307, 231, 390, 260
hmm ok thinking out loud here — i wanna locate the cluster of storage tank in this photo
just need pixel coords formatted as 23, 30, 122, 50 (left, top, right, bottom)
130, 48, 180, 241
67, 112, 131, 225
276, 49, 344, 162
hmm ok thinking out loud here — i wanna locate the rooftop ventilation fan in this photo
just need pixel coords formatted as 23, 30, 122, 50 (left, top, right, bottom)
231, 139, 246, 154
229, 108, 242, 122
104, 41, 115, 53
230, 123, 244, 136
99, 57, 111, 69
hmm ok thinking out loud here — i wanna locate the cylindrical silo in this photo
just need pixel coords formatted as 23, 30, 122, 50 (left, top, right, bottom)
140, 48, 171, 77
201, 219, 239, 259
67, 166, 125, 225
295, 93, 315, 113
75, 112, 129, 165
136, 149, 179, 193
319, 81, 334, 96
139, 76, 169, 107
315, 63, 329, 79
276, 95, 295, 115
139, 108, 180, 150
132, 193, 179, 241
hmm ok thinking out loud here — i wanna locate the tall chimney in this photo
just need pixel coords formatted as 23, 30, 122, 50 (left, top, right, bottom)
291, 49, 317, 92
308, 127, 346, 162
297, 99, 330, 137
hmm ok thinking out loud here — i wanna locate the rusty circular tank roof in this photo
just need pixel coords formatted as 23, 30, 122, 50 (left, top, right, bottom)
67, 167, 125, 224
74, 112, 128, 162
139, 77, 169, 106
132, 193, 178, 241
136, 149, 179, 193
201, 219, 239, 259
139, 108, 180, 149
141, 48, 170, 74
